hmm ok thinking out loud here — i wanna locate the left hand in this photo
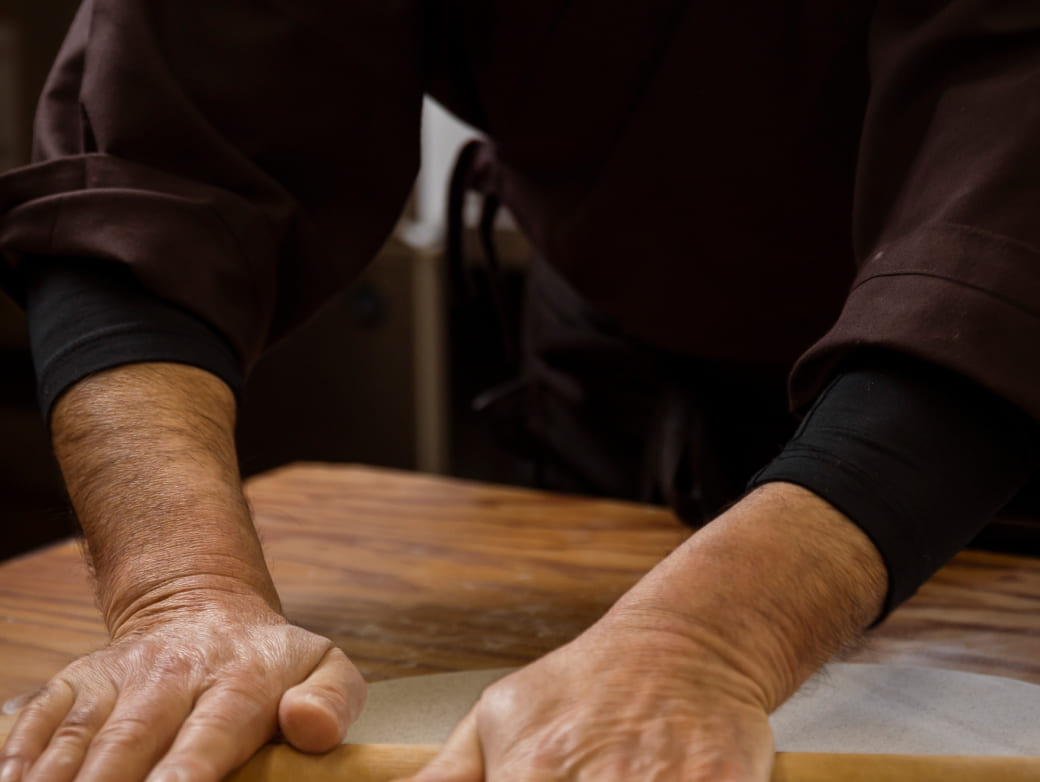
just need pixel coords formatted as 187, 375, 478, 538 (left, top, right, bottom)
396, 606, 775, 782
0, 587, 365, 782
395, 482, 888, 782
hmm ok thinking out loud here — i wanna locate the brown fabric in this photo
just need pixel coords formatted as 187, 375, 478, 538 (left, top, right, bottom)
2, 0, 424, 370
507, 257, 794, 523
792, 1, 1040, 417
3, 0, 1040, 421
438, 1, 871, 366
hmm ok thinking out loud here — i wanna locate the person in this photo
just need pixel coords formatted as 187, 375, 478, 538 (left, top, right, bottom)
1, 1, 1039, 780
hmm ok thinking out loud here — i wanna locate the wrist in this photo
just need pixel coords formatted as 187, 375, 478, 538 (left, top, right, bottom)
86, 467, 282, 631
591, 603, 780, 713
100, 540, 283, 636
610, 482, 887, 711
51, 363, 282, 632
107, 575, 285, 641
87, 461, 283, 630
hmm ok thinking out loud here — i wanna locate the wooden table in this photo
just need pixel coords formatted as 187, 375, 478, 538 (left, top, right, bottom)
1, 463, 1038, 738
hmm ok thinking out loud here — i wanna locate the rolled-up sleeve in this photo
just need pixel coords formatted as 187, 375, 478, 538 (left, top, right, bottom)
0, 0, 424, 408
792, 0, 1040, 421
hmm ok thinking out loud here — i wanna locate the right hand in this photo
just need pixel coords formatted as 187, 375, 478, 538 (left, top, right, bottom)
400, 604, 775, 782
0, 586, 365, 782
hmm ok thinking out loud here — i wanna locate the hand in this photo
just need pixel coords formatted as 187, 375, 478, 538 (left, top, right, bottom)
1, 363, 367, 781
400, 608, 775, 782
0, 587, 366, 782
399, 482, 887, 782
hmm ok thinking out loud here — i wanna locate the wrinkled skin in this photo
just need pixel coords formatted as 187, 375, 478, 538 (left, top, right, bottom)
4, 362, 884, 782
397, 608, 775, 782
0, 590, 365, 782
396, 480, 887, 782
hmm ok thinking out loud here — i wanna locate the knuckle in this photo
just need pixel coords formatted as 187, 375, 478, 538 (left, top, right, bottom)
13, 697, 53, 724
51, 713, 99, 746
220, 679, 274, 712
64, 704, 101, 731
0, 747, 29, 767
23, 676, 76, 711
476, 679, 524, 720
188, 708, 242, 736
191, 687, 271, 734
90, 713, 155, 750
323, 645, 357, 674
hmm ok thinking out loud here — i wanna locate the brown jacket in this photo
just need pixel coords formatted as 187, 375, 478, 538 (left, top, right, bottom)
2, 0, 1039, 417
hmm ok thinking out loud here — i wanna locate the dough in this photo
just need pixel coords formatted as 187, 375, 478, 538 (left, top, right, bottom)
346, 663, 1040, 755
348, 668, 511, 745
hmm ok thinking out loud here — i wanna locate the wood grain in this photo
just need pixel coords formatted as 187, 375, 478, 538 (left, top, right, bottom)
848, 550, 1040, 682
226, 744, 1040, 782
251, 464, 691, 681
0, 462, 1037, 740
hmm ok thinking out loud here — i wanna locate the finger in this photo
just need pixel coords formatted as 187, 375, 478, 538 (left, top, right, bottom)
3, 691, 37, 716
143, 683, 278, 782
71, 686, 194, 782
0, 679, 76, 782
278, 646, 365, 753
20, 683, 116, 782
397, 709, 484, 782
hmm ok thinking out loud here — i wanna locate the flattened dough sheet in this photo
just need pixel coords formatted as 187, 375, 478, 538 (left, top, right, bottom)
346, 663, 1040, 755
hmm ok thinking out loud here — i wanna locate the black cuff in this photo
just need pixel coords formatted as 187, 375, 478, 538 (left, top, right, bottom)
24, 258, 244, 421
750, 353, 1040, 621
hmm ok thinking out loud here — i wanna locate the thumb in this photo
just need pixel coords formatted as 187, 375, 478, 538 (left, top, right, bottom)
278, 646, 366, 753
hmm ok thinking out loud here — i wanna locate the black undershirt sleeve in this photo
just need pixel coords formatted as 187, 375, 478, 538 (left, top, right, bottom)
23, 259, 243, 420
750, 353, 1040, 620
22, 262, 1040, 622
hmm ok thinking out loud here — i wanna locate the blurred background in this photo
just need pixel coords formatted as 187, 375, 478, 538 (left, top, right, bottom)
2, 3, 1038, 562
0, 1, 534, 560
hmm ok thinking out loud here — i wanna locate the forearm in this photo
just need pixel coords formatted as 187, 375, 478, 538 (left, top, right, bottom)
412, 481, 885, 782
0, 364, 359, 782
612, 482, 887, 712
51, 362, 279, 634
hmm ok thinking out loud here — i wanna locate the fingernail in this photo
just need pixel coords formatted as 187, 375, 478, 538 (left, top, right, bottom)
0, 759, 24, 782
